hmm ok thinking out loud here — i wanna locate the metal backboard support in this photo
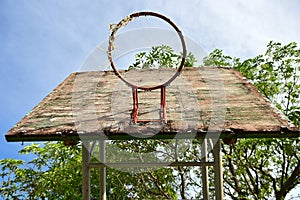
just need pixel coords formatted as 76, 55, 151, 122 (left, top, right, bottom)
82, 139, 224, 200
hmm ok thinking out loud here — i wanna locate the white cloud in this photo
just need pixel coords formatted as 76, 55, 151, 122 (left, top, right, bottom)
138, 0, 300, 59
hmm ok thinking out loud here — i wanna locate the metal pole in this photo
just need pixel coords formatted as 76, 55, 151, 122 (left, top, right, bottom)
132, 87, 138, 123
213, 139, 224, 200
160, 86, 166, 123
99, 140, 106, 200
82, 141, 91, 200
201, 139, 209, 200
89, 161, 215, 168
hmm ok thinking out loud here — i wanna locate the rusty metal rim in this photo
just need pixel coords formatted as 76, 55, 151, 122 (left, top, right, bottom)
107, 11, 187, 90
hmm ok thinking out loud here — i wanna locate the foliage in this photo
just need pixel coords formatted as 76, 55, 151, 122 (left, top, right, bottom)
222, 138, 300, 200
202, 42, 300, 127
0, 141, 179, 199
128, 45, 197, 69
107, 166, 178, 199
203, 41, 300, 200
202, 48, 240, 68
107, 139, 205, 199
236, 41, 300, 127
0, 142, 83, 199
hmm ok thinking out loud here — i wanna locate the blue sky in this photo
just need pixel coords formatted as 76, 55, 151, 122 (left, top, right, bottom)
1, 0, 300, 169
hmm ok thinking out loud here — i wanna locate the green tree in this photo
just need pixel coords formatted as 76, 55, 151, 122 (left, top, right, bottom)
203, 41, 300, 199
0, 141, 180, 199
1, 43, 299, 199
203, 48, 240, 68
0, 142, 83, 199
129, 45, 197, 69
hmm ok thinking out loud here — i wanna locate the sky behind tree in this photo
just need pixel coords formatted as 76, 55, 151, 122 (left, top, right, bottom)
1, 0, 300, 165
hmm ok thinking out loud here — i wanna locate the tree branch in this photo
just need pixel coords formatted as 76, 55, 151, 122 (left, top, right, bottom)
147, 171, 170, 199
177, 166, 187, 199
221, 144, 241, 193
137, 153, 170, 199
256, 165, 277, 197
276, 161, 300, 200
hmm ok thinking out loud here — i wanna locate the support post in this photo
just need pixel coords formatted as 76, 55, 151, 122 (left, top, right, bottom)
99, 140, 106, 200
82, 140, 91, 200
201, 139, 209, 200
213, 139, 224, 200
160, 86, 166, 123
132, 87, 138, 123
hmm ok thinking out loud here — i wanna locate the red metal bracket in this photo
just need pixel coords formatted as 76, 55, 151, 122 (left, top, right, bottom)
131, 86, 166, 124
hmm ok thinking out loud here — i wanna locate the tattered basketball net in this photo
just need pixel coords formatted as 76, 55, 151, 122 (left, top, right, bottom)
107, 11, 187, 123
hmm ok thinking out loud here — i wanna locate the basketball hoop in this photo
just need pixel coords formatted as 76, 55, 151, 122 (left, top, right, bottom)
107, 11, 187, 123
